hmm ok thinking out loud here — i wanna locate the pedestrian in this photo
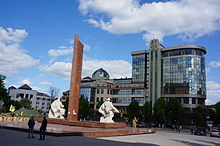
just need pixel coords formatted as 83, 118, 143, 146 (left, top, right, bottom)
191, 128, 194, 135
178, 125, 182, 133
28, 116, 35, 138
172, 124, 174, 131
132, 117, 137, 128
39, 116, 47, 140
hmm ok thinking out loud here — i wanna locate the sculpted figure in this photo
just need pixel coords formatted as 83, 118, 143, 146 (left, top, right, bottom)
48, 98, 65, 119
98, 98, 119, 123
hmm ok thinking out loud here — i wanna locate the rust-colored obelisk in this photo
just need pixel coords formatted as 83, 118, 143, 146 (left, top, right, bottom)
67, 34, 84, 121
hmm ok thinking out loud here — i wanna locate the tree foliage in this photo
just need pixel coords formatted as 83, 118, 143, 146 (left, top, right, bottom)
193, 106, 206, 127
78, 98, 92, 120
142, 101, 152, 122
153, 98, 186, 125
127, 99, 140, 120
96, 101, 104, 109
20, 98, 32, 109
215, 102, 220, 125
166, 98, 186, 125
153, 98, 167, 124
0, 75, 12, 112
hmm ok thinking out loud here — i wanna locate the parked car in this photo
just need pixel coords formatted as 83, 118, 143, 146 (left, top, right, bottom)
136, 122, 148, 128
210, 129, 220, 137
194, 127, 206, 136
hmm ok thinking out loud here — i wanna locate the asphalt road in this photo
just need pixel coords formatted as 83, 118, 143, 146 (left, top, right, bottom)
0, 128, 219, 146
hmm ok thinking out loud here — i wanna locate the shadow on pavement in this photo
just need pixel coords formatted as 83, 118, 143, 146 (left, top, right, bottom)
0, 128, 159, 146
194, 139, 220, 146
170, 139, 208, 146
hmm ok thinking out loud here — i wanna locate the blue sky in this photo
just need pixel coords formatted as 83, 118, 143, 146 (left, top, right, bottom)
0, 0, 220, 105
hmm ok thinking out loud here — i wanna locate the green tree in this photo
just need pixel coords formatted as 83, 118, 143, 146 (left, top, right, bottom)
96, 101, 104, 109
193, 106, 206, 127
20, 98, 31, 109
0, 75, 11, 112
78, 98, 92, 120
142, 101, 152, 122
127, 99, 140, 120
215, 102, 220, 124
167, 98, 186, 125
153, 98, 167, 124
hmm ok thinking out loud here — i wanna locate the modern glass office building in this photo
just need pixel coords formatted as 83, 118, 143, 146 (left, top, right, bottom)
131, 39, 206, 111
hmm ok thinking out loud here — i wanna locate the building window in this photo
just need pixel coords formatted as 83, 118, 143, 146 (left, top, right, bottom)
36, 102, 39, 105
192, 98, 196, 104
198, 99, 204, 104
20, 93, 24, 98
184, 98, 189, 104
25, 94, 29, 99
97, 89, 99, 94
107, 89, 109, 94
101, 97, 103, 101
101, 89, 104, 94
96, 97, 99, 102
42, 102, 45, 105
189, 98, 192, 104
30, 95, 33, 99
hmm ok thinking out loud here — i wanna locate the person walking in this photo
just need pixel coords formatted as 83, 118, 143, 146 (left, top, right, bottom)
39, 116, 47, 140
132, 117, 138, 128
178, 125, 182, 133
28, 116, 35, 138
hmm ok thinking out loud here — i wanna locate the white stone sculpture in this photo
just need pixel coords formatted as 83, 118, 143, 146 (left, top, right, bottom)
98, 98, 119, 123
48, 98, 65, 119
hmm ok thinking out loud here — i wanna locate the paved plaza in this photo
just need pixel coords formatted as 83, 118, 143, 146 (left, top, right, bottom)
0, 128, 219, 146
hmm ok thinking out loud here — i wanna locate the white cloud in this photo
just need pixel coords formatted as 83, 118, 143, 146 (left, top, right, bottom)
32, 86, 46, 93
83, 59, 132, 78
206, 81, 220, 105
40, 81, 52, 86
0, 27, 39, 75
39, 62, 71, 79
48, 48, 73, 58
39, 59, 131, 80
209, 61, 220, 67
48, 42, 90, 58
18, 79, 31, 85
79, 0, 220, 42
84, 44, 91, 51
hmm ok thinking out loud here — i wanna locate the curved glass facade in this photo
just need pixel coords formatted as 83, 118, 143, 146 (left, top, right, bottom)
92, 68, 110, 80
161, 51, 206, 96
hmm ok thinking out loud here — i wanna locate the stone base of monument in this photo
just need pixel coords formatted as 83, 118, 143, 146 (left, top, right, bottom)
36, 118, 126, 128
0, 120, 156, 138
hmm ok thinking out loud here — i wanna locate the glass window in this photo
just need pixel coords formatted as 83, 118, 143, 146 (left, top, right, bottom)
184, 98, 189, 104
97, 89, 99, 94
192, 98, 196, 104
101, 89, 104, 94
185, 49, 193, 55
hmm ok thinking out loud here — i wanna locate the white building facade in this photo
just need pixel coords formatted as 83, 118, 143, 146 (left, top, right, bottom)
8, 84, 52, 113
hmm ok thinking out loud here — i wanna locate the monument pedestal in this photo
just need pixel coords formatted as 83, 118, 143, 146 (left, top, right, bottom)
36, 118, 126, 128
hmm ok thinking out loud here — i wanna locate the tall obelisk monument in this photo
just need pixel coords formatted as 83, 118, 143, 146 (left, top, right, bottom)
67, 34, 84, 121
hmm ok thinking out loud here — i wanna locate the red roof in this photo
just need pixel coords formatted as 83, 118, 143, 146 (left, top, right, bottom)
18, 84, 32, 90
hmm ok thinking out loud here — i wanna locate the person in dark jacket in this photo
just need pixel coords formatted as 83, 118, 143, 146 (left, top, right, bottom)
39, 117, 47, 140
28, 116, 35, 138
